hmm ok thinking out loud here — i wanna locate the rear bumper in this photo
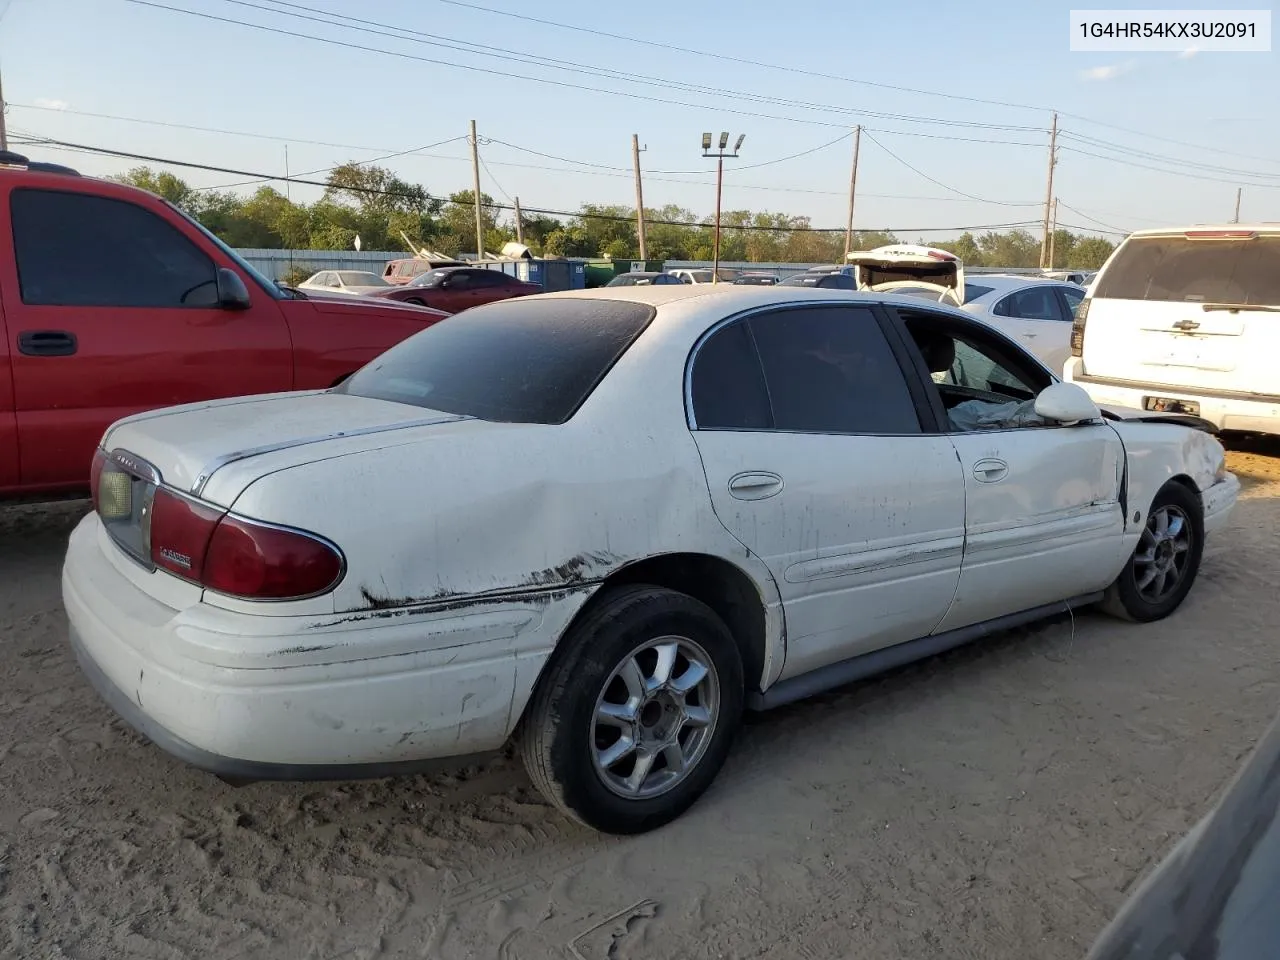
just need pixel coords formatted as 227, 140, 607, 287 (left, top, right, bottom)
1064, 359, 1280, 435
62, 514, 561, 780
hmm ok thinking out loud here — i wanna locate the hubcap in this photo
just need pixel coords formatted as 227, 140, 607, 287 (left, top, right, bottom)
591, 636, 720, 800
1132, 504, 1193, 604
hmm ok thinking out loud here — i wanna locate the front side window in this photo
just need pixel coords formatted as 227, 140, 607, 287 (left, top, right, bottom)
900, 311, 1053, 432
338, 297, 654, 424
748, 306, 920, 434
12, 188, 218, 307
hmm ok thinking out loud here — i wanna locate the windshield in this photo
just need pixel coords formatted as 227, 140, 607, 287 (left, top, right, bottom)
338, 271, 388, 286
167, 202, 283, 299
337, 298, 656, 424
1094, 234, 1280, 305
409, 269, 453, 288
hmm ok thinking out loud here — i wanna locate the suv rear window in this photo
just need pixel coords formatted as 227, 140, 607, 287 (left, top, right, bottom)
337, 298, 655, 424
1094, 235, 1280, 305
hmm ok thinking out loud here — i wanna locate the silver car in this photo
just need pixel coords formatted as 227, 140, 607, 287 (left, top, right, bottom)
894, 275, 1085, 372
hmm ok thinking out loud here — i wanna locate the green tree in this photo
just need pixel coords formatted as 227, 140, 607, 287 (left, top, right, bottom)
1068, 236, 1116, 270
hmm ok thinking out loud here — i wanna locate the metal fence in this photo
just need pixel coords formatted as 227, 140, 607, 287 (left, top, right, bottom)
236, 250, 1055, 283
236, 248, 406, 281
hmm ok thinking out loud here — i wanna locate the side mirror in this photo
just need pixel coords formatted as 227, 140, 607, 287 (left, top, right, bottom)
217, 268, 252, 310
1034, 382, 1100, 424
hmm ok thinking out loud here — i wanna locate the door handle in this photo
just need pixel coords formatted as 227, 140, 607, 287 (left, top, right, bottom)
972, 458, 1008, 483
18, 330, 78, 357
728, 471, 784, 500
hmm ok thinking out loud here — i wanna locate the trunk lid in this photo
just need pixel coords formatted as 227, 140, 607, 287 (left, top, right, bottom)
1080, 228, 1280, 396
101, 392, 479, 506
847, 244, 965, 305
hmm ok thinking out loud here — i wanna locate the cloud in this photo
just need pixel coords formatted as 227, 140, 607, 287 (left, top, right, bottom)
33, 98, 70, 111
1080, 61, 1136, 81
1178, 47, 1198, 59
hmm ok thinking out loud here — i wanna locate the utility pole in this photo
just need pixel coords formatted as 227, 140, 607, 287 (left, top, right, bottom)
1039, 112, 1058, 269
1048, 197, 1059, 268
842, 125, 862, 260
701, 132, 745, 283
632, 134, 648, 261
469, 119, 484, 261
513, 196, 524, 245
1234, 187, 1242, 223
0, 66, 8, 152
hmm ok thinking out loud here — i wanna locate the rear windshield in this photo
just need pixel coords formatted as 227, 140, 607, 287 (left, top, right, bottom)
337, 298, 656, 424
1095, 235, 1280, 305
964, 283, 994, 300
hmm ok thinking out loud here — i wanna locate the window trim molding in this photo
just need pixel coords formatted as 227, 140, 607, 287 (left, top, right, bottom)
683, 300, 934, 437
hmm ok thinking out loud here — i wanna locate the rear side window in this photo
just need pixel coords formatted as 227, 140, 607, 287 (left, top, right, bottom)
1094, 235, 1280, 305
748, 306, 920, 434
993, 287, 1066, 321
11, 188, 219, 308
690, 320, 772, 430
339, 298, 655, 424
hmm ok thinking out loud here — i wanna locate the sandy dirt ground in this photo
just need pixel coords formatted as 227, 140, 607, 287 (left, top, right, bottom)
2, 443, 1279, 960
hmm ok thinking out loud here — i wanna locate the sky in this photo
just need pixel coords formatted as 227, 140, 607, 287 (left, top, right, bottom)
0, 0, 1276, 245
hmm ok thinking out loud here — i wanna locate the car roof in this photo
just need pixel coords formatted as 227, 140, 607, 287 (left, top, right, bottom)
1126, 222, 1280, 237
528, 285, 974, 340
967, 275, 1072, 292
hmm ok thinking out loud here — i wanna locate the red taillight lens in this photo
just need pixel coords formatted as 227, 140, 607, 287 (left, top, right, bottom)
149, 487, 224, 581
203, 516, 344, 600
1070, 298, 1090, 358
144, 486, 344, 600
89, 448, 107, 510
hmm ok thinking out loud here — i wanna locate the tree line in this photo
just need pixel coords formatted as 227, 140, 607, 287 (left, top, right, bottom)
110, 163, 1118, 270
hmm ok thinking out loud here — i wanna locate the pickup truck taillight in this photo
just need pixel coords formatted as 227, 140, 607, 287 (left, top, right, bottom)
1070, 297, 1090, 358
147, 487, 345, 601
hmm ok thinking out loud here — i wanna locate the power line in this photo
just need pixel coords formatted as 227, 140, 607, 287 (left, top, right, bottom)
1059, 145, 1280, 189
11, 126, 1042, 203
861, 130, 1034, 207
7, 134, 1067, 235
123, 0, 1046, 135
476, 153, 514, 203
417, 0, 1280, 168
1058, 129, 1280, 181
1056, 201, 1129, 235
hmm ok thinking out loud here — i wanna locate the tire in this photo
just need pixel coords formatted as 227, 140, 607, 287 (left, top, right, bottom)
519, 585, 744, 835
1101, 481, 1205, 622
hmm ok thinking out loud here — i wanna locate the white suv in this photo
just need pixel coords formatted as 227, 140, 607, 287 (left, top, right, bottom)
1063, 225, 1280, 435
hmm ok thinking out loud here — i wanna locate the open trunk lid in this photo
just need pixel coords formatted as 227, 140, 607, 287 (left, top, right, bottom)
1080, 228, 1280, 397
847, 244, 965, 305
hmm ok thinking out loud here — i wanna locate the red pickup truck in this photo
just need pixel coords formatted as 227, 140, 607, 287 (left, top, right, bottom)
0, 152, 451, 501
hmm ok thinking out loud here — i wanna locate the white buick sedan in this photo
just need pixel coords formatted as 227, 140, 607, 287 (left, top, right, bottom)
64, 286, 1240, 835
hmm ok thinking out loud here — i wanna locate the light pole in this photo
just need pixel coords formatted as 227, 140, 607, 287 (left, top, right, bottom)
702, 132, 744, 283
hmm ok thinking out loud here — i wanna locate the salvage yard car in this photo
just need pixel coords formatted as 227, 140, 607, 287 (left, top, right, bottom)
63, 286, 1239, 835
1064, 224, 1280, 436
0, 151, 450, 501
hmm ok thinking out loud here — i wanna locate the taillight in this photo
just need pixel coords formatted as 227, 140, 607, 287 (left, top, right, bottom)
203, 516, 344, 600
147, 487, 344, 600
149, 487, 224, 581
1070, 297, 1090, 358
